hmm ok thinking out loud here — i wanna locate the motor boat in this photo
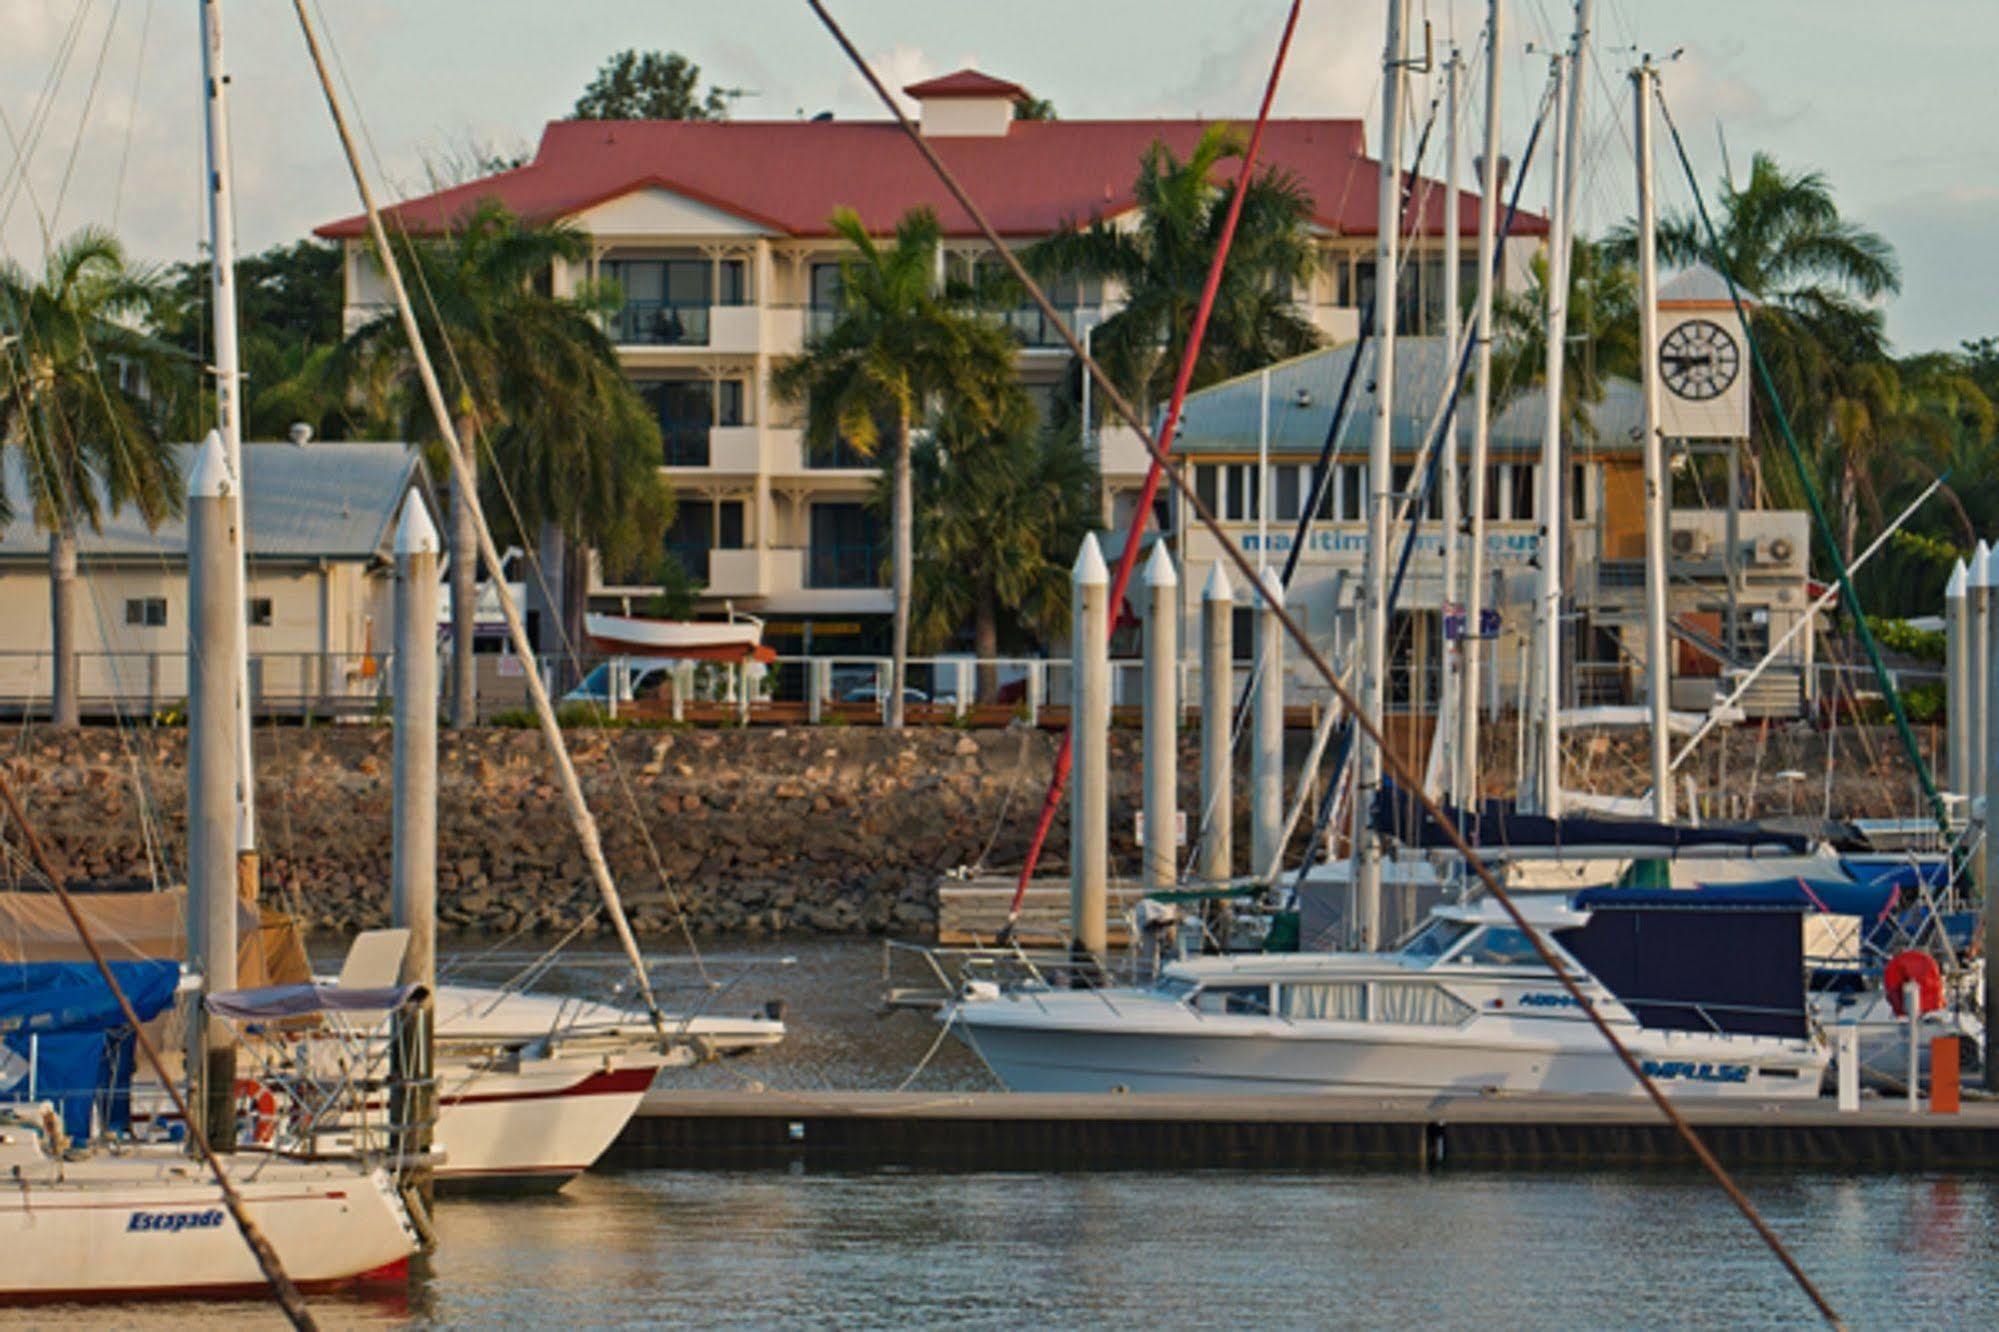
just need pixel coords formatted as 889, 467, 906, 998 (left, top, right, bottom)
946, 894, 1831, 1099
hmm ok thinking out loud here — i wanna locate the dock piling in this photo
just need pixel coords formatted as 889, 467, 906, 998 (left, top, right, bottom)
1200, 564, 1235, 885
1071, 534, 1110, 964
391, 498, 441, 1201
186, 432, 241, 1149
1142, 545, 1179, 895
1983, 542, 1999, 1088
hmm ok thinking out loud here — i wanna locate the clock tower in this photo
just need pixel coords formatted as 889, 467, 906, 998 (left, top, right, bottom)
1656, 262, 1751, 441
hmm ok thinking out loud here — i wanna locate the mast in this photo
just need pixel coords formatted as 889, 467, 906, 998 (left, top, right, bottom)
200, 0, 258, 896
1432, 45, 1463, 802
1633, 58, 1673, 820
1458, 0, 1503, 810
1354, 0, 1409, 949
1526, 50, 1570, 817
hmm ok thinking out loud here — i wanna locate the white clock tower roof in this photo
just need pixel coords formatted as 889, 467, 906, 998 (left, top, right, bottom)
1659, 261, 1755, 311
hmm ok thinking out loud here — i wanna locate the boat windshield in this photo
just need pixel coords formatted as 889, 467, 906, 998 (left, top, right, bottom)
1399, 917, 1474, 965
1151, 975, 1199, 1003
1450, 925, 1552, 969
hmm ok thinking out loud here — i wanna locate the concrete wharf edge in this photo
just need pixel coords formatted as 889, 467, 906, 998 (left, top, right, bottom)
611, 1090, 1999, 1172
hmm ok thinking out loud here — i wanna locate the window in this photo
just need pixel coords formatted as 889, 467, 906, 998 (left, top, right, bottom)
125, 597, 166, 627
1274, 465, 1302, 522
1337, 462, 1365, 521
246, 598, 273, 627
663, 506, 714, 583
1400, 917, 1474, 963
1373, 983, 1476, 1026
808, 503, 882, 589
1280, 982, 1367, 1021
1571, 462, 1589, 521
1193, 984, 1273, 1016
810, 262, 844, 308
1222, 463, 1260, 522
603, 258, 730, 345
1489, 463, 1538, 522
1195, 464, 1219, 515
715, 501, 745, 549
1454, 926, 1549, 968
636, 379, 745, 466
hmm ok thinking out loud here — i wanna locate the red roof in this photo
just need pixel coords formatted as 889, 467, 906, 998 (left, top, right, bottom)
315, 116, 1544, 242
904, 69, 1028, 100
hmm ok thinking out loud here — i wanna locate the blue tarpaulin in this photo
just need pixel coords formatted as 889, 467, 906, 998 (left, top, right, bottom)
0, 961, 180, 1139
1575, 879, 1897, 920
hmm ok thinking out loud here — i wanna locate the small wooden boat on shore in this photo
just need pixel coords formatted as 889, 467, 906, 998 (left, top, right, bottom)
584, 612, 773, 662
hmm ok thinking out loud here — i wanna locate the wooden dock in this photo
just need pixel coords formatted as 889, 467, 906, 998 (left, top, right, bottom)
612, 1090, 1999, 1172
936, 876, 1147, 946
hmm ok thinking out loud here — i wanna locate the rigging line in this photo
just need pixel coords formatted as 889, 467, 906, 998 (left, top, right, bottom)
1653, 82, 1945, 842
305, 0, 715, 990
50, 0, 126, 236
806, 8, 1844, 1321
0, 770, 319, 1329
109, 0, 154, 229
0, 0, 92, 232
292, 0, 684, 1045
992, 0, 1306, 931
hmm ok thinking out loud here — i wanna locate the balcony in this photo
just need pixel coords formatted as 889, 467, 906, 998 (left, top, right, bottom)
705, 426, 762, 472
762, 548, 893, 614
763, 427, 877, 478
807, 542, 882, 590
988, 304, 1095, 349
705, 547, 763, 598
613, 301, 711, 348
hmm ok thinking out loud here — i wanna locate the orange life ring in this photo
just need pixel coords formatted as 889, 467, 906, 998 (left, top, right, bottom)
233, 1078, 279, 1145
1883, 951, 1944, 1018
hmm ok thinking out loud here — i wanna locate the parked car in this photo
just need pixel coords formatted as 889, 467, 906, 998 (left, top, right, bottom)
840, 684, 932, 705
562, 658, 679, 707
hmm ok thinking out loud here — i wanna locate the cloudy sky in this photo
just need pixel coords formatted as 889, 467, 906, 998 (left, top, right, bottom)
2, 1, 1988, 352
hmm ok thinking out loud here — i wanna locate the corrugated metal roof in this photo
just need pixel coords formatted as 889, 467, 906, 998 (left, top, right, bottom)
1172, 336, 1640, 459
0, 441, 428, 564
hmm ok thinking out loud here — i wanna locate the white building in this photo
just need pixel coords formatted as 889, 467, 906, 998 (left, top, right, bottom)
317, 68, 1543, 661
0, 441, 434, 717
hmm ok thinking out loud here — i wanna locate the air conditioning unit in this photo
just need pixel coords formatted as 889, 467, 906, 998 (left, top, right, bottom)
1670, 528, 1710, 560
1750, 536, 1797, 567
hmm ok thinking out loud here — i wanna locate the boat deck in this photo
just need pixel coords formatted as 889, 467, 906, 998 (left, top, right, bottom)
613, 1089, 1999, 1171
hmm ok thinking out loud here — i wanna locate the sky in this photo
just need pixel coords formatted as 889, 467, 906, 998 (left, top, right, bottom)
1, 0, 1991, 353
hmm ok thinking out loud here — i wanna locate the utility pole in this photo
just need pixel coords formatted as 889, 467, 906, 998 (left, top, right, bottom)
186, 432, 241, 1150
200, 0, 258, 903
1356, 0, 1409, 949
1459, 0, 1504, 811
1633, 58, 1673, 820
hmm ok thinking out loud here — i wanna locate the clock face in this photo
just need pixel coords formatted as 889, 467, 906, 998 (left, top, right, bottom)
1660, 318, 1741, 401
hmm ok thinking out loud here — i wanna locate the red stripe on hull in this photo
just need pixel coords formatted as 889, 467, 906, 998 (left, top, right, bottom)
0, 1256, 410, 1305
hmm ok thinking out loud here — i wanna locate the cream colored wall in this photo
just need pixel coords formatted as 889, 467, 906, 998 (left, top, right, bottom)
0, 561, 391, 704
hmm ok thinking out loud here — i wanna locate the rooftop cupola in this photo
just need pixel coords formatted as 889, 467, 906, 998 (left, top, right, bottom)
903, 69, 1028, 138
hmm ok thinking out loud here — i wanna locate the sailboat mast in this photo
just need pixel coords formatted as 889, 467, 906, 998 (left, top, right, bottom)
1355, 0, 1409, 949
1432, 46, 1462, 803
1633, 59, 1673, 820
1458, 0, 1503, 810
1526, 49, 1568, 818
199, 0, 258, 892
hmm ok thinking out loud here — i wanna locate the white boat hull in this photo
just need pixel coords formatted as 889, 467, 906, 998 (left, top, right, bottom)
0, 1150, 416, 1302
955, 1005, 1825, 1099
426, 1054, 660, 1190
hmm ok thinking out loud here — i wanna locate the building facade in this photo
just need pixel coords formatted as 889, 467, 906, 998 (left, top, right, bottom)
0, 441, 434, 717
319, 69, 1542, 659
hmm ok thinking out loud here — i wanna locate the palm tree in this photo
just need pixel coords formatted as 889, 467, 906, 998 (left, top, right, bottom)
1026, 123, 1320, 419
0, 229, 184, 728
896, 399, 1098, 700
773, 206, 1019, 727
345, 199, 670, 717
1492, 237, 1640, 444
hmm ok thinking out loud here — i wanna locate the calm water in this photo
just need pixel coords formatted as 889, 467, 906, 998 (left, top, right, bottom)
17, 941, 1999, 1328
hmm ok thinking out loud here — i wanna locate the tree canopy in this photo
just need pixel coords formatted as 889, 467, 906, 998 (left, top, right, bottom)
572, 50, 735, 121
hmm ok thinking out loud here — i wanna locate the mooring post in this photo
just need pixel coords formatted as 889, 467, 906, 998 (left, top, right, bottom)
1071, 534, 1110, 965
1946, 559, 1968, 800
1252, 566, 1285, 881
1982, 541, 1999, 1089
1200, 563, 1235, 885
1972, 541, 1992, 843
391, 498, 440, 1204
186, 432, 241, 1150
1142, 544, 1179, 895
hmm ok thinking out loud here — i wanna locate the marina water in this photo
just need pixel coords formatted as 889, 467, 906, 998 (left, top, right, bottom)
7, 940, 1996, 1328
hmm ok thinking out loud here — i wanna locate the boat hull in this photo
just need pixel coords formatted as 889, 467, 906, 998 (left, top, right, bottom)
0, 1155, 416, 1302
952, 999, 1827, 1100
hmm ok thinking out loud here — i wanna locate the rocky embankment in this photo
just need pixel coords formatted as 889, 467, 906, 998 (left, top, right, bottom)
7, 720, 1935, 939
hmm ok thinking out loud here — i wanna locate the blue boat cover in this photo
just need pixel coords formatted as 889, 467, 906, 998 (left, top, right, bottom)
1575, 879, 1897, 920
0, 961, 180, 1139
1839, 858, 1950, 891
1373, 780, 1812, 854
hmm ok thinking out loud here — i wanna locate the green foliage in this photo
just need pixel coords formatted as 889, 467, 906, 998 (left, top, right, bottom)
1492, 238, 1639, 442
1012, 95, 1057, 122
1901, 681, 1945, 725
572, 51, 733, 121
1869, 616, 1946, 664
1024, 124, 1320, 418
642, 554, 704, 621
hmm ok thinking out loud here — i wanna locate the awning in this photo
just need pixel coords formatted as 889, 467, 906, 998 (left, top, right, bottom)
207, 981, 425, 1021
